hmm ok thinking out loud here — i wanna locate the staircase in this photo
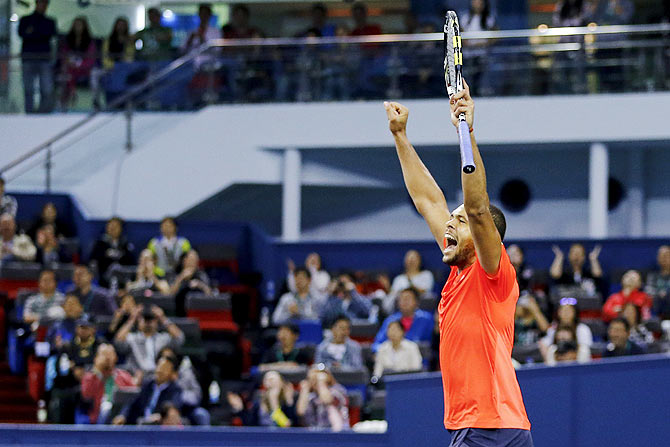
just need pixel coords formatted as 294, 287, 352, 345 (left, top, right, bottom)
0, 353, 36, 423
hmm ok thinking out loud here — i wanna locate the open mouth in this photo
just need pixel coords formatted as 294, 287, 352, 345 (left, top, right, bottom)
444, 234, 458, 252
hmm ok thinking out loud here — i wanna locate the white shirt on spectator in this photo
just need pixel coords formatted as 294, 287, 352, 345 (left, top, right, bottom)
541, 322, 593, 349
373, 339, 423, 377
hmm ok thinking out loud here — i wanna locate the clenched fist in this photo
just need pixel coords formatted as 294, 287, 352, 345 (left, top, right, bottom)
384, 101, 409, 135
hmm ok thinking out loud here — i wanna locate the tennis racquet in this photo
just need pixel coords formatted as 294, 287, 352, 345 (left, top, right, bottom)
444, 11, 475, 174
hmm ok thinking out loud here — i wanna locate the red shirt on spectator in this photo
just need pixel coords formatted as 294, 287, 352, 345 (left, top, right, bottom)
602, 289, 652, 322
400, 315, 414, 332
81, 368, 135, 423
350, 24, 382, 36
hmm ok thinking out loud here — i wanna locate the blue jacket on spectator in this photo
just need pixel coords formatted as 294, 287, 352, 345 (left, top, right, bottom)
372, 309, 433, 352
320, 291, 372, 329
122, 378, 183, 424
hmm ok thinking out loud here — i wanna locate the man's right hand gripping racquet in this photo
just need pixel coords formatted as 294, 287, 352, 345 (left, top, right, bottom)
444, 10, 475, 174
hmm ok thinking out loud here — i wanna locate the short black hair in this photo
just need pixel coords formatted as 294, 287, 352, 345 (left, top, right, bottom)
332, 315, 351, 327
610, 317, 630, 332
198, 3, 212, 15
294, 266, 311, 279
159, 354, 179, 371
278, 323, 300, 336
108, 216, 124, 227
160, 216, 177, 227
160, 402, 180, 419
388, 319, 405, 333
489, 204, 506, 241
147, 7, 160, 15
400, 287, 420, 301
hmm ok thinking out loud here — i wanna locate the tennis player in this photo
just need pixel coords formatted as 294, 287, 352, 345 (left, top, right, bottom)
384, 81, 533, 447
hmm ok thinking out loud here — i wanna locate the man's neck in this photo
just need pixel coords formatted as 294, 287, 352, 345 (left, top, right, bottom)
80, 284, 92, 294
456, 257, 476, 274
281, 344, 294, 354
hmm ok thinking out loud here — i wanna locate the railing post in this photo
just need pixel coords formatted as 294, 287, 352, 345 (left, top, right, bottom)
45, 144, 52, 193
125, 101, 133, 153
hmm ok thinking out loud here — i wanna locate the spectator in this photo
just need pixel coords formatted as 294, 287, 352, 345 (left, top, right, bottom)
384, 250, 434, 315
0, 176, 18, 217
80, 344, 136, 424
553, 0, 587, 26
299, 3, 336, 37
230, 370, 297, 427
273, 267, 322, 325
604, 317, 646, 357
125, 249, 170, 295
160, 403, 185, 426
602, 270, 652, 323
147, 217, 191, 279
373, 288, 433, 352
222, 4, 258, 39
402, 11, 419, 34
549, 243, 603, 296
102, 17, 135, 70
89, 217, 135, 287
260, 324, 312, 371
107, 294, 137, 340
64, 314, 100, 369
169, 249, 212, 317
112, 355, 182, 425
296, 366, 349, 431
645, 245, 670, 319
621, 302, 655, 347
507, 244, 535, 293
135, 8, 173, 62
462, 0, 496, 31
287, 252, 331, 301
543, 324, 591, 365
23, 269, 65, 324
35, 224, 67, 265
46, 294, 83, 349
0, 213, 36, 262
114, 304, 185, 374
553, 340, 579, 364
320, 273, 372, 328
59, 16, 96, 109
540, 297, 593, 352
350, 2, 382, 36
372, 320, 422, 377
18, 0, 57, 113
314, 316, 363, 370
183, 3, 219, 54
68, 264, 116, 316
514, 294, 550, 347
587, 0, 634, 25
29, 202, 72, 240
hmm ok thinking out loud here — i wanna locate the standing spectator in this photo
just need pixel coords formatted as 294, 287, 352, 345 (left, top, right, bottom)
125, 249, 170, 295
603, 317, 646, 357
112, 355, 182, 425
314, 316, 363, 370
296, 366, 349, 431
543, 324, 591, 365
68, 264, 116, 316
645, 245, 670, 319
550, 243, 603, 296
554, 0, 587, 26
59, 16, 96, 109
384, 250, 434, 315
169, 250, 212, 317
373, 288, 434, 352
183, 3, 219, 54
80, 344, 136, 424
514, 294, 550, 347
18, 0, 57, 113
46, 294, 83, 349
135, 8, 173, 62
540, 297, 593, 352
89, 217, 135, 287
102, 17, 135, 70
147, 217, 191, 280
222, 4, 258, 39
620, 303, 655, 347
373, 320, 422, 377
461, 0, 497, 96
23, 269, 65, 324
320, 273, 372, 329
602, 270, 652, 322
287, 252, 331, 301
114, 305, 185, 374
34, 224, 68, 265
350, 2, 382, 36
260, 324, 312, 371
0, 176, 18, 217
299, 3, 336, 37
273, 267, 322, 325
587, 0, 634, 25
0, 214, 36, 262
29, 202, 72, 239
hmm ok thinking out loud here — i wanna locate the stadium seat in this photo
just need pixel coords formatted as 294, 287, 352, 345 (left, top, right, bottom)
132, 294, 177, 316
350, 322, 378, 343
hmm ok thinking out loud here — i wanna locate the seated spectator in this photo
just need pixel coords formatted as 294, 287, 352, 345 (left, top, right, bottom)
147, 217, 191, 280
68, 264, 116, 316
604, 317, 646, 358
222, 4, 258, 39
59, 16, 96, 109
540, 298, 593, 353
125, 249, 170, 295
160, 402, 185, 426
102, 17, 135, 70
621, 302, 655, 347
273, 267, 322, 325
169, 249, 212, 317
89, 217, 135, 287
508, 244, 536, 294
514, 293, 550, 347
112, 355, 182, 425
35, 224, 68, 265
80, 344, 136, 424
0, 176, 18, 217
543, 324, 591, 365
0, 213, 36, 262
114, 304, 185, 374
315, 316, 363, 370
350, 2, 382, 36
296, 366, 349, 431
645, 245, 670, 319
47, 294, 83, 349
29, 202, 72, 240
260, 324, 312, 371
373, 288, 433, 352
23, 269, 65, 324
287, 252, 331, 300
602, 270, 652, 322
135, 8, 173, 62
384, 250, 434, 315
550, 243, 603, 297
320, 273, 372, 328
373, 320, 422, 377
230, 370, 297, 427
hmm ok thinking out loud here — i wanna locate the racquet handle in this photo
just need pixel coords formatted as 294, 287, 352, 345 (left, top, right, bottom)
458, 118, 475, 174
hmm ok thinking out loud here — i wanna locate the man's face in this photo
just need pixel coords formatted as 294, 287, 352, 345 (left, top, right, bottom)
621, 270, 641, 290
160, 219, 176, 238
568, 244, 585, 268
507, 244, 523, 268
106, 219, 122, 239
331, 319, 350, 343
404, 250, 421, 272
397, 290, 417, 316
155, 357, 175, 385
35, 0, 49, 14
148, 9, 161, 26
42, 203, 57, 222
657, 246, 670, 271
352, 5, 366, 25
608, 321, 629, 348
0, 215, 15, 239
294, 271, 311, 293
94, 345, 117, 373
73, 266, 92, 289
277, 326, 296, 349
38, 271, 57, 296
76, 324, 95, 341
63, 295, 83, 319
140, 316, 158, 335
442, 205, 476, 268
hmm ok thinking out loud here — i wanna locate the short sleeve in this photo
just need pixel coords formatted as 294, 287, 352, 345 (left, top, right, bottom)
478, 245, 517, 303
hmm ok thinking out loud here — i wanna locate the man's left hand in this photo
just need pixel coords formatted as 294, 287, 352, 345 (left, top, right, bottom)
450, 79, 474, 129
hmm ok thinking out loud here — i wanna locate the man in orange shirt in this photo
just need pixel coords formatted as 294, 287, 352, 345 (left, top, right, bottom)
384, 82, 533, 446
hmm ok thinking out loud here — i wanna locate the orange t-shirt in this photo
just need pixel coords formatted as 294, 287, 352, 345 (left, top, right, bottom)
438, 245, 530, 430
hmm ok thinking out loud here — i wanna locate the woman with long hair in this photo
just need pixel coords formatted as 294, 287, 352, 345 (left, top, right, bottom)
103, 17, 135, 69
60, 16, 96, 108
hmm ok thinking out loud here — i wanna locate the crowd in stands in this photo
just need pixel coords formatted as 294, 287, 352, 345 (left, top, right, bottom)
15, 0, 669, 112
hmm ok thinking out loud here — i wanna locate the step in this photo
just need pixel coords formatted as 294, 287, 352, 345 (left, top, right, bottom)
0, 389, 33, 404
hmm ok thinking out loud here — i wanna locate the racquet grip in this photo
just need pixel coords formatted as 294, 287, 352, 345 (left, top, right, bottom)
458, 119, 475, 174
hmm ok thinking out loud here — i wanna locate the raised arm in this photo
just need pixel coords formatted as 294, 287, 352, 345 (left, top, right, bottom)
449, 81, 500, 275
384, 102, 450, 250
